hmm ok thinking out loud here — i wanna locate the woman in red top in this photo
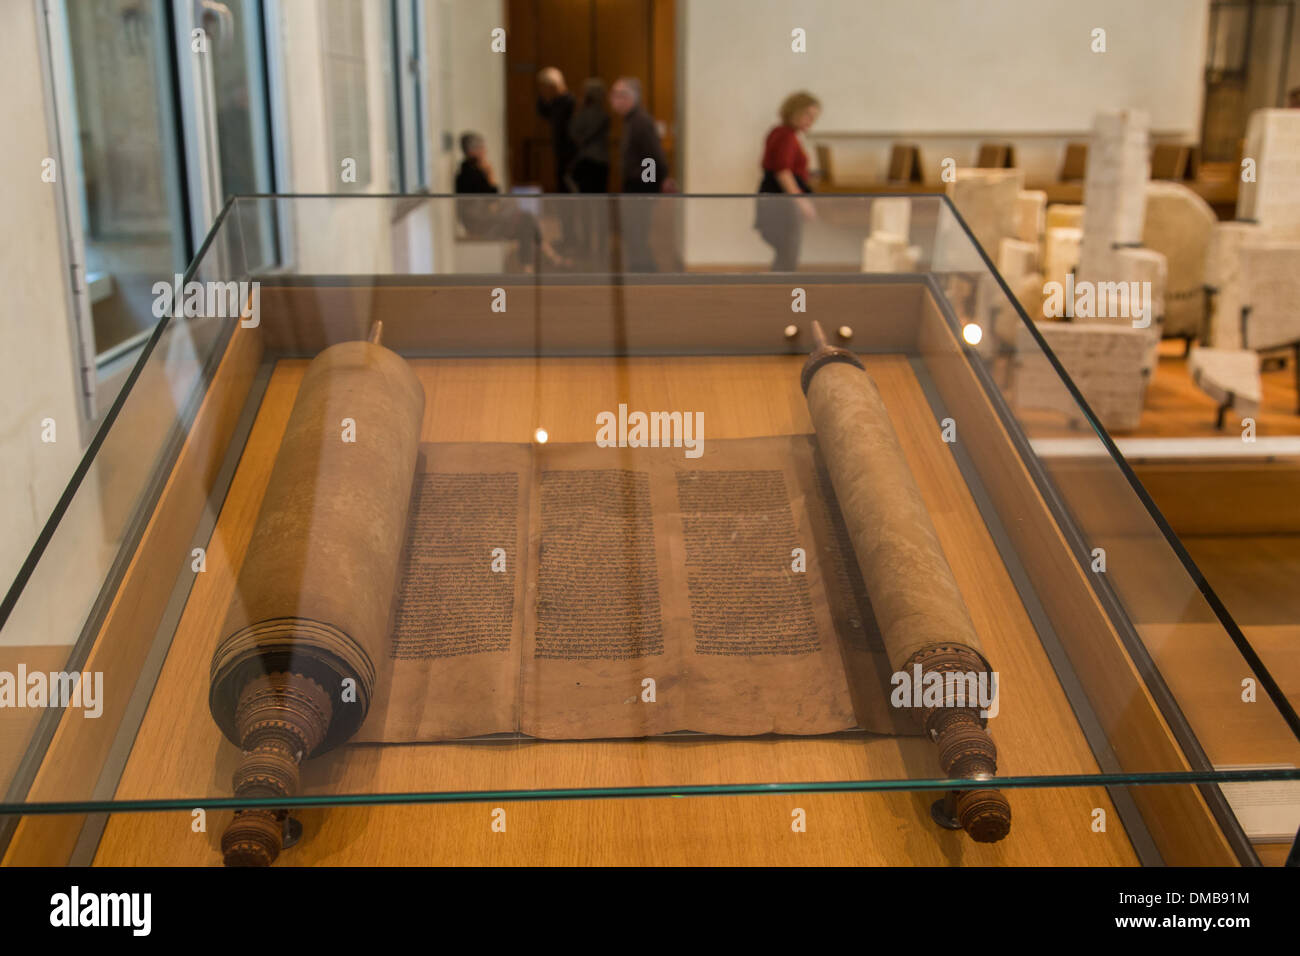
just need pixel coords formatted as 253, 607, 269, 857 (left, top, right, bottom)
755, 91, 821, 271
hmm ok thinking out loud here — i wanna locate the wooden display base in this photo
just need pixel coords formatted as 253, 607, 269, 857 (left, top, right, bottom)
1, 278, 1261, 866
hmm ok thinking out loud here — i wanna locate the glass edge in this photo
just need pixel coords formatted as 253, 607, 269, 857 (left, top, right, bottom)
228, 191, 954, 199
4, 768, 1298, 817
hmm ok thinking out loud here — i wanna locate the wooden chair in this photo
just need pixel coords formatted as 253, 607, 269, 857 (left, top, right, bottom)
1240, 243, 1300, 410
976, 142, 1016, 168
1151, 143, 1194, 181
815, 143, 835, 184
1059, 142, 1088, 181
1141, 181, 1216, 347
887, 143, 923, 183
1193, 241, 1300, 425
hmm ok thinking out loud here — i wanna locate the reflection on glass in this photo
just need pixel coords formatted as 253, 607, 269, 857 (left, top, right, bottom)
61, 0, 187, 360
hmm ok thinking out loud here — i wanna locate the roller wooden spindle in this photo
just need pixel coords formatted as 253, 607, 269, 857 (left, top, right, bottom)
211, 321, 425, 865
222, 673, 332, 866
802, 320, 1010, 843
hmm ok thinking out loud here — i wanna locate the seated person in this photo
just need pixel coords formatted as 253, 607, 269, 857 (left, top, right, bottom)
455, 133, 562, 269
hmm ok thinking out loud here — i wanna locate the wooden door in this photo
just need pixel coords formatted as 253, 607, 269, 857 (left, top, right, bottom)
505, 0, 676, 190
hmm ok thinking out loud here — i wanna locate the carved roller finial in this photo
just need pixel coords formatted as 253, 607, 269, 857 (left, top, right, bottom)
909, 644, 1012, 843
801, 320, 865, 394
954, 789, 1013, 843
926, 707, 1012, 842
221, 672, 332, 867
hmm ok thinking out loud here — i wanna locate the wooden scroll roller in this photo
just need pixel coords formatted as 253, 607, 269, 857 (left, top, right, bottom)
802, 320, 1011, 843
210, 322, 424, 866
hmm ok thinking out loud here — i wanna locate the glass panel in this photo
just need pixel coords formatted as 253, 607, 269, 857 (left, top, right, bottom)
1, 195, 1295, 870
928, 198, 1300, 789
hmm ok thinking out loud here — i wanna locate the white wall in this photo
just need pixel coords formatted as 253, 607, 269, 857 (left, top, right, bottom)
0, 0, 99, 645
274, 0, 399, 273
389, 0, 507, 274
432, 0, 507, 191
271, 0, 506, 275
680, 0, 1210, 264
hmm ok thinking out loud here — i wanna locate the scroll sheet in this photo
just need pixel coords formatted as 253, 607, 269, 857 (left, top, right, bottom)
357, 435, 912, 743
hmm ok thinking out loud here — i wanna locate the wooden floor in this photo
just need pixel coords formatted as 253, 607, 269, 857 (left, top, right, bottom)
1006, 340, 1300, 439
1138, 486, 1300, 868
89, 353, 1140, 866
1181, 535, 1300, 629
1175, 534, 1300, 739
1122, 342, 1296, 438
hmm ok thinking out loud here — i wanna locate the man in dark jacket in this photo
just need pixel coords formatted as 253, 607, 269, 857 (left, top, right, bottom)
536, 67, 577, 188
609, 77, 667, 271
610, 77, 666, 193
537, 67, 578, 245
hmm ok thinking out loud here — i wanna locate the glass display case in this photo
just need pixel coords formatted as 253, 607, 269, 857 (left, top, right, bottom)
2, 193, 1297, 867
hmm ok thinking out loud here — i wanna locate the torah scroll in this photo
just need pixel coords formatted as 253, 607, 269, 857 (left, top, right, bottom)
211, 328, 1010, 865
801, 320, 1011, 842
210, 333, 424, 866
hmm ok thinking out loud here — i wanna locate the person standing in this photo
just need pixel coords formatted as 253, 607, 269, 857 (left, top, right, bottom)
569, 78, 611, 193
610, 77, 667, 272
567, 78, 611, 261
755, 91, 821, 272
537, 67, 578, 249
536, 67, 577, 188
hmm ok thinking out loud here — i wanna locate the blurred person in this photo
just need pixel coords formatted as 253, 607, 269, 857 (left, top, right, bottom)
568, 78, 611, 193
610, 77, 668, 271
537, 66, 578, 248
567, 78, 611, 260
536, 67, 577, 190
454, 132, 564, 271
755, 91, 821, 272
